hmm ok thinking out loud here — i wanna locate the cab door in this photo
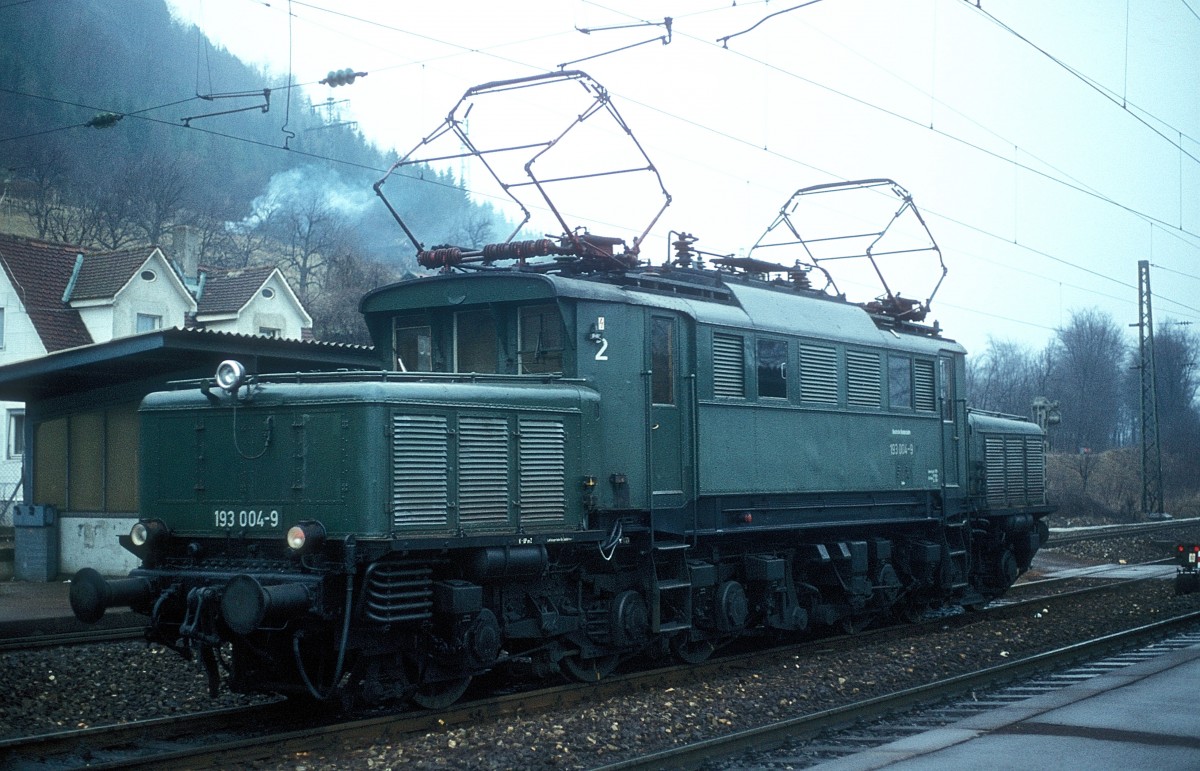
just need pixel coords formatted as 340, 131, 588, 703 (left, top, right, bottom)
939, 354, 963, 489
648, 313, 691, 510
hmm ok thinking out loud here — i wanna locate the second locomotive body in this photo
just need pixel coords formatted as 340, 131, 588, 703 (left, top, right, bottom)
71, 234, 1051, 707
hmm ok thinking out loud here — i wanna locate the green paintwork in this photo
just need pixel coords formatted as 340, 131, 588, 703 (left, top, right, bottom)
140, 378, 598, 538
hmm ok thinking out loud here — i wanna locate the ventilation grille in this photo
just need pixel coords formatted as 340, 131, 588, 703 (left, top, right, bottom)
846, 350, 881, 408
712, 333, 745, 398
1025, 435, 1046, 500
391, 414, 449, 529
364, 563, 433, 624
984, 433, 1046, 506
914, 360, 936, 412
985, 436, 1006, 505
458, 416, 510, 526
800, 344, 838, 404
518, 418, 566, 525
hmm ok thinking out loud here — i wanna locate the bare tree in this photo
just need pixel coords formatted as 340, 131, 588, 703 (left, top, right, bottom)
967, 337, 1050, 417
132, 153, 191, 246
310, 250, 400, 344
267, 194, 350, 303
1046, 308, 1129, 453
15, 146, 70, 240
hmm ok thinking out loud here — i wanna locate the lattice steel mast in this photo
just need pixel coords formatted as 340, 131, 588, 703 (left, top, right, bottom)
1136, 259, 1164, 518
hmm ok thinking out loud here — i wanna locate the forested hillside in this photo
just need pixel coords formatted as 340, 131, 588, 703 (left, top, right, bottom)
0, 0, 502, 341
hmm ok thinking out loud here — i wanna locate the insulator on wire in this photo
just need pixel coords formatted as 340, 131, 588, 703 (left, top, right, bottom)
481, 239, 561, 263
321, 68, 367, 87
417, 247, 463, 269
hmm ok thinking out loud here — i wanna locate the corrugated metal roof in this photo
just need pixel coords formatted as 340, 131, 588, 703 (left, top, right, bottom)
0, 325, 376, 402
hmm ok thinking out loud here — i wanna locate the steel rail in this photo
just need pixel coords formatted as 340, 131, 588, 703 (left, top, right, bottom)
1046, 517, 1200, 546
0, 566, 1177, 768
0, 626, 143, 653
588, 610, 1200, 771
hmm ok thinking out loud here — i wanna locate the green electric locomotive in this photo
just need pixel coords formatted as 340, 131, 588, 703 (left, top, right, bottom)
70, 232, 1051, 707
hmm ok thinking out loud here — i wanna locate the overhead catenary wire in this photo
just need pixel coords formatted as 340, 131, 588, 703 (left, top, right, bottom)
5, 1, 1199, 337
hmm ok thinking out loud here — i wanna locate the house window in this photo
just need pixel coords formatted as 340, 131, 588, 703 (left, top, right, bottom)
0, 307, 6, 349
140, 270, 157, 282
136, 313, 162, 333
262, 287, 276, 299
7, 410, 24, 458
259, 327, 282, 338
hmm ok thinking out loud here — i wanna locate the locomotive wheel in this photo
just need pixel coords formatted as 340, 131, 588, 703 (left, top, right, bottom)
895, 599, 928, 624
671, 635, 716, 665
411, 676, 472, 710
560, 653, 620, 682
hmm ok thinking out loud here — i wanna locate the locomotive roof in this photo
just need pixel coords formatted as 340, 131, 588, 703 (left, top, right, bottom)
360, 267, 964, 356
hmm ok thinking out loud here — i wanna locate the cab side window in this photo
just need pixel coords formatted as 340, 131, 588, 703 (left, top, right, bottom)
394, 316, 432, 372
518, 304, 564, 374
757, 339, 787, 399
651, 317, 675, 405
455, 310, 497, 373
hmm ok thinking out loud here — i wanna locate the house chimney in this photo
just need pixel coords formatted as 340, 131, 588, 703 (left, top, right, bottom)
170, 225, 200, 279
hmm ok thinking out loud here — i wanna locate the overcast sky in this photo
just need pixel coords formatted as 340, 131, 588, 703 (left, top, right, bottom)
163, 0, 1200, 356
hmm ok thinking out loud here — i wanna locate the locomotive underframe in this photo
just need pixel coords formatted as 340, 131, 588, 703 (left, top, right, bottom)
96, 494, 1047, 706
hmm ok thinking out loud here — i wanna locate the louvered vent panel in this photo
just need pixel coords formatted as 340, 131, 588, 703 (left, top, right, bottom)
1025, 435, 1045, 503
1005, 436, 1026, 504
518, 418, 566, 525
712, 333, 745, 397
985, 435, 1006, 505
914, 360, 936, 412
392, 414, 449, 529
800, 344, 838, 404
458, 416, 510, 527
846, 350, 882, 407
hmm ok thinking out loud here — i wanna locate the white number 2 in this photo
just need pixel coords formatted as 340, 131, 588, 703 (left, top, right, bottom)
594, 338, 609, 361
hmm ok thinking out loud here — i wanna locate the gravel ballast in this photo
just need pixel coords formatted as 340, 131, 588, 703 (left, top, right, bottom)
2, 522, 1198, 769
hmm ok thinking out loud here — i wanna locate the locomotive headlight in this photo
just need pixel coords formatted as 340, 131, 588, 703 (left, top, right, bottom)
286, 520, 325, 553
215, 359, 247, 392
130, 519, 169, 548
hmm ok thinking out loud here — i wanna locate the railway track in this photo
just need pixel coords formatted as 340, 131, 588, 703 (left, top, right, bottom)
1045, 516, 1200, 547
0, 562, 1182, 769
592, 612, 1200, 771
0, 626, 143, 653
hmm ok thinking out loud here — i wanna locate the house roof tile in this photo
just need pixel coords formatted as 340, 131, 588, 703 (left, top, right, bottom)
68, 246, 159, 300
197, 265, 278, 315
0, 233, 94, 352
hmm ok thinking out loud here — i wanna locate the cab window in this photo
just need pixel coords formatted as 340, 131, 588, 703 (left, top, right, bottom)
394, 316, 432, 372
651, 316, 675, 405
518, 304, 564, 374
455, 310, 497, 373
757, 338, 787, 399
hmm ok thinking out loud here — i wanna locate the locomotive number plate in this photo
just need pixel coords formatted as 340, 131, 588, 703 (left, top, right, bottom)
213, 509, 281, 529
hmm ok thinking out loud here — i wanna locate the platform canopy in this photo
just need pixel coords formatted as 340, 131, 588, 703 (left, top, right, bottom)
0, 327, 379, 403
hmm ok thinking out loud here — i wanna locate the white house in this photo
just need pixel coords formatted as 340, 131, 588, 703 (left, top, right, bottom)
0, 232, 314, 529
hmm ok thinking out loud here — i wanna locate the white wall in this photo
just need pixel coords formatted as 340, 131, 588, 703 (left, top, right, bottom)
110, 253, 195, 339
205, 272, 312, 340
0, 269, 47, 527
58, 516, 140, 575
